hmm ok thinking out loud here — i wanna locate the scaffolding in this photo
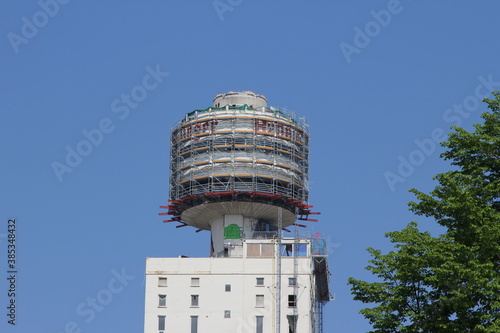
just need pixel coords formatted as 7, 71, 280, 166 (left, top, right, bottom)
312, 236, 330, 333
157, 92, 330, 332
170, 105, 309, 200
282, 231, 331, 333
164, 105, 319, 228
274, 231, 330, 333
292, 228, 299, 333
275, 208, 282, 333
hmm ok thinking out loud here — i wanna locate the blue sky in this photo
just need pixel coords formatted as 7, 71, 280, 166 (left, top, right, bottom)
1, 1, 500, 332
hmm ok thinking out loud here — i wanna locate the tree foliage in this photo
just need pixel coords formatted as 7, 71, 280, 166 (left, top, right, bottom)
348, 92, 500, 332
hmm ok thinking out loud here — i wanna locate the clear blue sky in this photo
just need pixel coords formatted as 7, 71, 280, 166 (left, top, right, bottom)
1, 1, 499, 332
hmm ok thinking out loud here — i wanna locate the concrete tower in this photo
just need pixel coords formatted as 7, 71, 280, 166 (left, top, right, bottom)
144, 91, 330, 333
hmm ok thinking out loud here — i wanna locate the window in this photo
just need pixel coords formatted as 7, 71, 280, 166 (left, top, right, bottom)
256, 277, 264, 286
261, 244, 273, 257
288, 294, 297, 307
158, 315, 165, 331
225, 284, 231, 292
296, 243, 308, 256
287, 314, 298, 333
191, 316, 198, 333
248, 243, 274, 257
224, 310, 231, 318
191, 295, 199, 307
256, 316, 263, 333
280, 243, 307, 257
247, 244, 260, 257
158, 294, 166, 307
158, 277, 167, 287
256, 295, 264, 308
288, 277, 297, 286
191, 277, 200, 287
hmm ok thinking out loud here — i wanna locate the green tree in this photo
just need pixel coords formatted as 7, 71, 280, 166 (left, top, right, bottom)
348, 92, 500, 332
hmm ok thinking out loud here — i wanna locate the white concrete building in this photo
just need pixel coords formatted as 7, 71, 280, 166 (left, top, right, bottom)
144, 92, 330, 333
144, 235, 329, 332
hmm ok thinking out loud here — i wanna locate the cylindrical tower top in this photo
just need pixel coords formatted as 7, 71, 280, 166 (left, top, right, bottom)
213, 91, 267, 108
162, 91, 317, 250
